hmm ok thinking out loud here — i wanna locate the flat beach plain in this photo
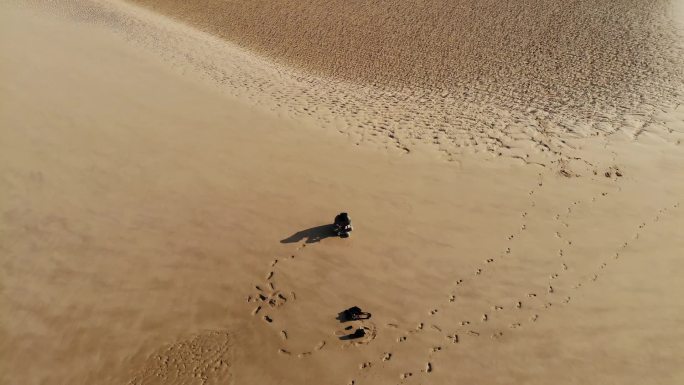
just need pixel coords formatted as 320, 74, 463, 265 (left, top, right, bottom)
1, 1, 684, 385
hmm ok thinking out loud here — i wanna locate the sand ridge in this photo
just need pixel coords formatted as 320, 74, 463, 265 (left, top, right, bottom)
29, 0, 684, 170
130, 0, 682, 110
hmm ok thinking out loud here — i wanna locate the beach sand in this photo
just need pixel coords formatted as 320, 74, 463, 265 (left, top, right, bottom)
1, 1, 684, 385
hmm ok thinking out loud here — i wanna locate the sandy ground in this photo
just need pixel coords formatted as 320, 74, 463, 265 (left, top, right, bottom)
2, 1, 684, 385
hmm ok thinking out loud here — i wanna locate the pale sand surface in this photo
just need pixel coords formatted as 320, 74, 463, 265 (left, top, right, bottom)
2, 1, 684, 385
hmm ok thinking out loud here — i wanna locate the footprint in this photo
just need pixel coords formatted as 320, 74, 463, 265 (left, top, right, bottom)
455, 279, 464, 285
268, 282, 275, 291
382, 352, 392, 361
290, 291, 296, 300
447, 334, 459, 343
252, 306, 262, 316
431, 325, 442, 332
127, 331, 232, 384
255, 285, 263, 292
460, 321, 470, 326
397, 336, 407, 342
431, 346, 442, 352
263, 315, 273, 323
359, 362, 372, 370
425, 362, 433, 373
280, 330, 288, 340
278, 349, 291, 355
467, 331, 480, 336
475, 268, 482, 275
493, 305, 503, 311
491, 331, 503, 339
430, 309, 438, 315
314, 341, 326, 351
528, 293, 537, 298
271, 259, 278, 267
266, 271, 274, 280
509, 323, 521, 329
515, 301, 522, 309
563, 296, 571, 303
386, 323, 399, 328
561, 263, 568, 270
530, 314, 539, 322
550, 273, 559, 279
449, 294, 456, 302
416, 322, 424, 330
400, 373, 413, 379
548, 286, 554, 293
486, 258, 494, 263
298, 352, 311, 358
481, 314, 488, 322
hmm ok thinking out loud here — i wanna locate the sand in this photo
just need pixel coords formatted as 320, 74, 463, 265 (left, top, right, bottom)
1, 1, 684, 385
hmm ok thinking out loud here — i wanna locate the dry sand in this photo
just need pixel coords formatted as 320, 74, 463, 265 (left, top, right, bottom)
2, 1, 684, 385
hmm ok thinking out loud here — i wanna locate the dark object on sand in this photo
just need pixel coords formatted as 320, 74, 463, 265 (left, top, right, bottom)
338, 306, 371, 322
339, 327, 367, 340
333, 212, 353, 237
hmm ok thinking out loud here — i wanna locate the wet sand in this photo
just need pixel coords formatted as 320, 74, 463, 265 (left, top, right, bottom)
2, 1, 684, 385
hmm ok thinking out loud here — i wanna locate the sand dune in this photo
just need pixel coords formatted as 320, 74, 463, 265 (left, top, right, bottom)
131, 0, 683, 114
32, 0, 684, 168
2, 1, 684, 385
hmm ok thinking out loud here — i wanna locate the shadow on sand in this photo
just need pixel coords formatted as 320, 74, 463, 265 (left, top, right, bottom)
280, 224, 336, 244
338, 328, 367, 340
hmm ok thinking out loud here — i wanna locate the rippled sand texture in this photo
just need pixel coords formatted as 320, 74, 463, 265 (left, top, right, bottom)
132, 0, 679, 101
2, 1, 684, 385
54, 0, 684, 166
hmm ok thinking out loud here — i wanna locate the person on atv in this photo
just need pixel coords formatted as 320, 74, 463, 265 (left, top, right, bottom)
333, 212, 353, 236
